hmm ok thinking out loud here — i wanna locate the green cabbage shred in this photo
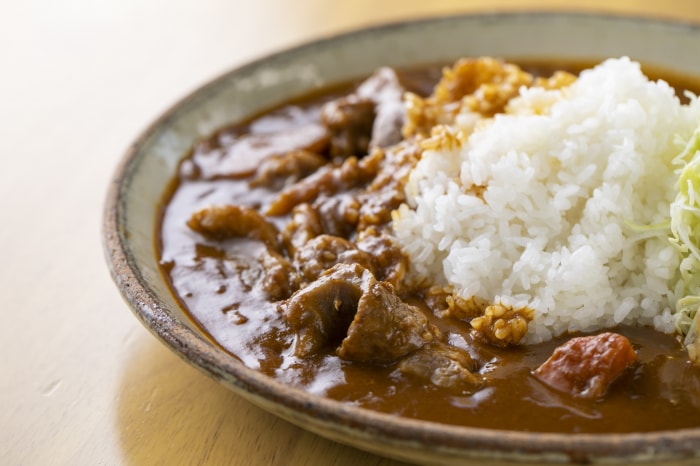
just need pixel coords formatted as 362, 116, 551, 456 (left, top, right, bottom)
670, 127, 700, 360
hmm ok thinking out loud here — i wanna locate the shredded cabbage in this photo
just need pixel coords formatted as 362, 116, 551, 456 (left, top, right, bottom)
670, 127, 700, 359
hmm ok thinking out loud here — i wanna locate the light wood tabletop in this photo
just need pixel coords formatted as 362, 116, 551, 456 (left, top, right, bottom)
3, 0, 700, 464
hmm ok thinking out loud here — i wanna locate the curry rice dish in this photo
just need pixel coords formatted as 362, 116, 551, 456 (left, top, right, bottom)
158, 57, 700, 433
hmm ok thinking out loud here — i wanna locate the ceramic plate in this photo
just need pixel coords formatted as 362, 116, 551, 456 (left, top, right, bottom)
104, 12, 700, 465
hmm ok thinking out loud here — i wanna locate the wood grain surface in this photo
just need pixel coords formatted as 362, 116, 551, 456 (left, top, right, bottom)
2, 0, 700, 464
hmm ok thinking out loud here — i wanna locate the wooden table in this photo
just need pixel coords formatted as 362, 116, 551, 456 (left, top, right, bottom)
3, 0, 699, 464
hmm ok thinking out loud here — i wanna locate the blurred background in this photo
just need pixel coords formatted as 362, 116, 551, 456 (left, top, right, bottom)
2, 1, 699, 465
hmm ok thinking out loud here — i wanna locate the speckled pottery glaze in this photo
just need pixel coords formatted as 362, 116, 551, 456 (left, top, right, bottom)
104, 12, 700, 465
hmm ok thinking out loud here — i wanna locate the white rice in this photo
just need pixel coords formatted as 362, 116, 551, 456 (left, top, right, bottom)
393, 57, 700, 343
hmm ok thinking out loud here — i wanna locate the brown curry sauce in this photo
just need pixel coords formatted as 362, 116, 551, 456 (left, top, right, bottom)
158, 60, 700, 433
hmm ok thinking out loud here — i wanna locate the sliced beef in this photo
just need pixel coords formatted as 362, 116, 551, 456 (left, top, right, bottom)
249, 150, 326, 189
356, 141, 421, 229
191, 123, 329, 179
338, 280, 435, 362
320, 67, 409, 159
283, 261, 435, 361
281, 203, 324, 255
187, 204, 280, 252
312, 194, 360, 238
398, 342, 482, 391
280, 196, 363, 256
355, 227, 407, 288
266, 156, 373, 216
356, 67, 407, 149
321, 96, 375, 158
533, 332, 637, 399
258, 249, 301, 301
293, 234, 375, 283
369, 100, 405, 149
281, 263, 373, 358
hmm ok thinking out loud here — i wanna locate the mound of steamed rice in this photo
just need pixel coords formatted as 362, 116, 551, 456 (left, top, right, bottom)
393, 57, 700, 343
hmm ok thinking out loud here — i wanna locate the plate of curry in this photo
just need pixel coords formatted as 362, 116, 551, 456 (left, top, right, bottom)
104, 12, 700, 465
